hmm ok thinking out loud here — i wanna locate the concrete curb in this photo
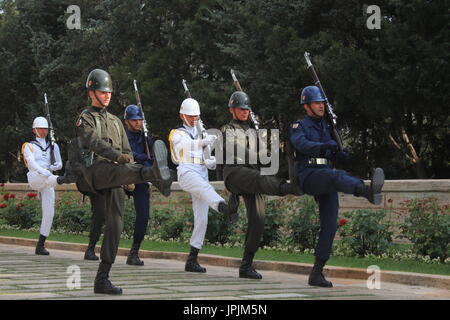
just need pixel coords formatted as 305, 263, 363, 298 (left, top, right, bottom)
1, 235, 449, 290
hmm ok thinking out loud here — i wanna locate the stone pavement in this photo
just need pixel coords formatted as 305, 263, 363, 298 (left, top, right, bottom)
0, 243, 449, 300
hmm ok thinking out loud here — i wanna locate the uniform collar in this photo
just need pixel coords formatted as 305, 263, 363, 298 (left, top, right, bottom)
230, 119, 250, 129
90, 106, 107, 114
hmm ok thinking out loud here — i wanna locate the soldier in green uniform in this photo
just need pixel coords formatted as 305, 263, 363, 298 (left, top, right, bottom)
220, 91, 302, 279
72, 69, 173, 294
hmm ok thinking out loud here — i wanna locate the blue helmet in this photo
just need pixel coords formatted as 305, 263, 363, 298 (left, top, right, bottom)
124, 104, 143, 120
300, 86, 326, 105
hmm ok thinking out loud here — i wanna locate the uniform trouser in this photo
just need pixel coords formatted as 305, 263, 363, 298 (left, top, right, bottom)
27, 171, 58, 238
77, 161, 159, 194
87, 193, 106, 246
223, 166, 285, 254
178, 168, 224, 249
301, 168, 362, 262
93, 188, 125, 265
132, 183, 150, 244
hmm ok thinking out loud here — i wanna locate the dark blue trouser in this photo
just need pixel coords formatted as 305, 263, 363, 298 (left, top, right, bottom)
300, 168, 362, 262
132, 183, 150, 244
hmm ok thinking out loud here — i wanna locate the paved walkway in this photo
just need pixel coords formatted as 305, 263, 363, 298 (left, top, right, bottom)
0, 243, 448, 300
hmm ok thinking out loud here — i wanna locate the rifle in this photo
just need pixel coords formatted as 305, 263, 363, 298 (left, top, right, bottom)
182, 79, 211, 160
43, 93, 56, 165
304, 52, 343, 151
133, 80, 151, 159
230, 69, 260, 130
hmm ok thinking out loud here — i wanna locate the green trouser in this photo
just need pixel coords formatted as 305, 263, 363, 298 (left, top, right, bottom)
76, 161, 155, 265
87, 193, 105, 246
223, 166, 285, 253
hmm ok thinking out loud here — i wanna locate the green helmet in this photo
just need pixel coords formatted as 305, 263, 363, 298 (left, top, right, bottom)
86, 69, 113, 92
228, 91, 251, 110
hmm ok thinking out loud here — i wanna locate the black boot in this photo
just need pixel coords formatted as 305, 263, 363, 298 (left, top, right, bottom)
354, 168, 385, 205
57, 161, 78, 185
308, 258, 333, 287
94, 262, 122, 295
217, 199, 239, 224
127, 242, 144, 266
185, 246, 206, 273
239, 251, 262, 279
84, 243, 99, 261
35, 234, 49, 255
141, 140, 173, 197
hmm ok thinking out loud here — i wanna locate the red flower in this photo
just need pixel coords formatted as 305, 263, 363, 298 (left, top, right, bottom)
27, 192, 38, 198
338, 218, 347, 227
0, 203, 7, 209
0, 183, 4, 187
3, 193, 9, 200
16, 203, 24, 211
9, 194, 15, 199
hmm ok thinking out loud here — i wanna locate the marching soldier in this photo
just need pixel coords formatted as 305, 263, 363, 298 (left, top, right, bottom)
169, 98, 238, 273
22, 117, 75, 255
220, 91, 302, 280
73, 69, 173, 294
123, 104, 153, 266
290, 85, 385, 287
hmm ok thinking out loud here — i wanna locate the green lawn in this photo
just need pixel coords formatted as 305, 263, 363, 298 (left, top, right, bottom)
1, 228, 449, 276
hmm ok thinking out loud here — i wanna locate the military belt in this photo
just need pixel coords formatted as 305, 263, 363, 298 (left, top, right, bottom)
308, 158, 329, 165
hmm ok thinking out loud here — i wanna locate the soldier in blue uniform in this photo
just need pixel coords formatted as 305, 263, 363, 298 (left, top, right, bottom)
290, 85, 385, 288
123, 104, 154, 266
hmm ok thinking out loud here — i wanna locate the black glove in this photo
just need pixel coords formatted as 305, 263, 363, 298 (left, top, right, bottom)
335, 149, 350, 163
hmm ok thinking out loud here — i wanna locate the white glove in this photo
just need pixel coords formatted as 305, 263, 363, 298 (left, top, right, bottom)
38, 169, 52, 177
50, 163, 61, 171
202, 134, 217, 147
204, 156, 217, 170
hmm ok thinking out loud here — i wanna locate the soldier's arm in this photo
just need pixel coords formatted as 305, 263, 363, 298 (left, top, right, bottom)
120, 121, 133, 159
51, 143, 63, 170
77, 113, 122, 162
290, 122, 322, 157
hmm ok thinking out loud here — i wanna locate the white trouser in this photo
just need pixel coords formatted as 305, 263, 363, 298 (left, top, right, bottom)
27, 171, 58, 237
177, 165, 224, 249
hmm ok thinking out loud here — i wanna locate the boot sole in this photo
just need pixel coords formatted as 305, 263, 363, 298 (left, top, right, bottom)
152, 140, 171, 181
371, 168, 385, 205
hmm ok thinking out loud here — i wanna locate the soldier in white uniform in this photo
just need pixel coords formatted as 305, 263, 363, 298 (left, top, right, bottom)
21, 117, 75, 255
169, 98, 238, 273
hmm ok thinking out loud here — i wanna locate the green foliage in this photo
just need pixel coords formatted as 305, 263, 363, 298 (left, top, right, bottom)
0, 195, 41, 229
400, 199, 450, 263
205, 208, 235, 245
0, 0, 449, 182
260, 199, 284, 247
54, 194, 92, 233
149, 206, 193, 241
338, 209, 393, 257
286, 196, 320, 251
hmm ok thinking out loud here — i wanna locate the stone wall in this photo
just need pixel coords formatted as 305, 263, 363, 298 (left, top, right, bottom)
3, 180, 449, 210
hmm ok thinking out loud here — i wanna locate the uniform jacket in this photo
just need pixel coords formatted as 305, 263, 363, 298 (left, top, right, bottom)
220, 119, 260, 170
290, 116, 334, 183
125, 128, 153, 167
76, 106, 133, 163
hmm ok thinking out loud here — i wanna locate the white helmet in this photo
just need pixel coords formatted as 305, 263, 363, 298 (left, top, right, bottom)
32, 117, 49, 129
180, 98, 200, 116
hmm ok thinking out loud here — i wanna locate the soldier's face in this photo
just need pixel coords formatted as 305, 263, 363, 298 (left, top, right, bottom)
180, 114, 198, 127
90, 90, 112, 108
230, 107, 250, 121
125, 119, 143, 132
33, 128, 48, 138
304, 101, 325, 117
